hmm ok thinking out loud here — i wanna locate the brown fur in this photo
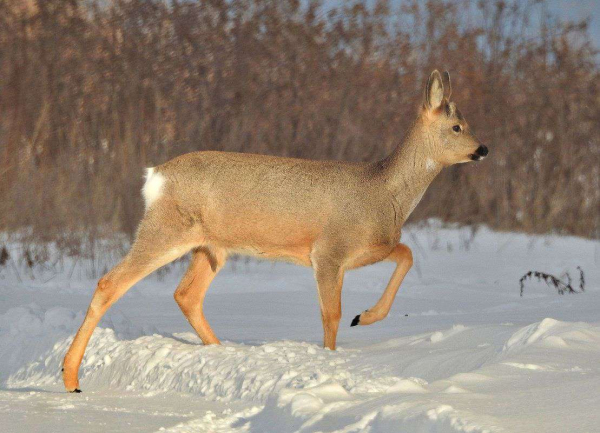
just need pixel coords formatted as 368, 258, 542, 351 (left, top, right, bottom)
62, 70, 486, 392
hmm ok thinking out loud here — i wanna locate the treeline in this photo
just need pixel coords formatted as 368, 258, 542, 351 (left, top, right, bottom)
0, 0, 598, 255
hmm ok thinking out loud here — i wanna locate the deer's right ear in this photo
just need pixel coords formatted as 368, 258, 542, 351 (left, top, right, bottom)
424, 70, 444, 112
442, 71, 452, 100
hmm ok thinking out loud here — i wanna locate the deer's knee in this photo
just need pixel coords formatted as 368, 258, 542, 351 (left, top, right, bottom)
173, 288, 183, 304
173, 290, 188, 309
394, 244, 413, 266
90, 276, 116, 312
97, 276, 111, 292
174, 289, 199, 315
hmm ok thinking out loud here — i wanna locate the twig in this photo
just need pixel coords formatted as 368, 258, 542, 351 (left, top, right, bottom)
519, 268, 585, 297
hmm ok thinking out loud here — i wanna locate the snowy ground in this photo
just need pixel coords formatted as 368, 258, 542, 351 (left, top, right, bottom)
1, 224, 599, 433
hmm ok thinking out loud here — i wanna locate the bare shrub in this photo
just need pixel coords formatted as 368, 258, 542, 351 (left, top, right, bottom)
0, 0, 598, 257
520, 267, 586, 296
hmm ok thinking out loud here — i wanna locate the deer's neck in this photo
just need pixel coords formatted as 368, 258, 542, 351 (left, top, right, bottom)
379, 122, 442, 223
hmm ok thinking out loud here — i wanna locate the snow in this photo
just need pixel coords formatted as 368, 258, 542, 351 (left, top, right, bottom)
0, 224, 599, 432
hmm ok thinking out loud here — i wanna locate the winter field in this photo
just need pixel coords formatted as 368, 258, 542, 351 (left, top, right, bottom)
1, 224, 599, 433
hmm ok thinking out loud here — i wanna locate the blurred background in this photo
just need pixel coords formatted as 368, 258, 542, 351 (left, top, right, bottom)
0, 0, 598, 263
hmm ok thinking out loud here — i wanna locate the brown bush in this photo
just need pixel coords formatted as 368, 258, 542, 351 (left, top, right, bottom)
0, 0, 598, 255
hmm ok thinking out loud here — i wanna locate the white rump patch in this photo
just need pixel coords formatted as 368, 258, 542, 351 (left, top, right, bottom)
142, 167, 165, 210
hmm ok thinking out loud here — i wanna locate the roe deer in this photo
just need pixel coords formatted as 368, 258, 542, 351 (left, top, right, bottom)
63, 70, 488, 392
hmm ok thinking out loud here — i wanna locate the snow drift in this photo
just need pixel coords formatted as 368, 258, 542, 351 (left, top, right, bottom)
0, 225, 598, 432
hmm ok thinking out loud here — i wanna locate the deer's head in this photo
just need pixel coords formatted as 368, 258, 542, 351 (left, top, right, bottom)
420, 70, 488, 166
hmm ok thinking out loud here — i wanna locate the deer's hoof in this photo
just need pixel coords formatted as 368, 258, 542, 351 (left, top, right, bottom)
69, 388, 82, 393
350, 314, 361, 327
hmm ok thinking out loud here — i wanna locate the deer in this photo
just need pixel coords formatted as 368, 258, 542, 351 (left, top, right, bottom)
62, 70, 488, 392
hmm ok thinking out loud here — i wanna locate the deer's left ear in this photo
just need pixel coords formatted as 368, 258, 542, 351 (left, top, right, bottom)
424, 70, 444, 111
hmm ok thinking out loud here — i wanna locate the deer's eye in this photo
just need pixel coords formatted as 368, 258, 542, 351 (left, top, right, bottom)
452, 125, 462, 133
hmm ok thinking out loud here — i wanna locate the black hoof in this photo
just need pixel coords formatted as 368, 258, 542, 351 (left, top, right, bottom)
70, 389, 82, 393
61, 368, 64, 372
350, 314, 361, 327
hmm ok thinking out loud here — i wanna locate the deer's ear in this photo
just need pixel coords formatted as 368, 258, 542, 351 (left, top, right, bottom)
442, 71, 452, 100
424, 70, 444, 111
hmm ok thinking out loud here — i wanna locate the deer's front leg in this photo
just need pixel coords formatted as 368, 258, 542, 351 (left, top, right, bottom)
313, 258, 344, 350
351, 243, 413, 327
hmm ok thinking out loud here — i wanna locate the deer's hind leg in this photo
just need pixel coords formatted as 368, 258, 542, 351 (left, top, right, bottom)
174, 247, 226, 345
62, 215, 199, 393
350, 243, 413, 327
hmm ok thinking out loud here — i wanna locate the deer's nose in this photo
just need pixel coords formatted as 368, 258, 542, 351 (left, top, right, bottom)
475, 145, 489, 157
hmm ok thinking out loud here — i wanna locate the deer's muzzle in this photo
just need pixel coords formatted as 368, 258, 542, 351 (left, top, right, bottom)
470, 145, 489, 161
